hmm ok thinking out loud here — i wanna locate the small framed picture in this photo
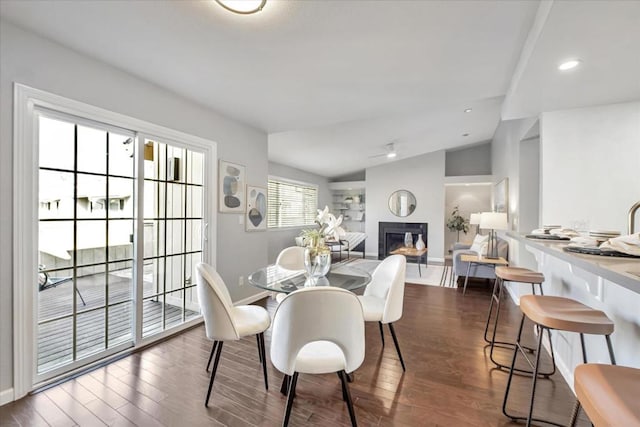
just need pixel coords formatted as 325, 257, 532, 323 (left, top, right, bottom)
245, 186, 267, 231
219, 160, 246, 213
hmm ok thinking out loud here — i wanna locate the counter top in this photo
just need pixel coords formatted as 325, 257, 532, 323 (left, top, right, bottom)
507, 232, 640, 293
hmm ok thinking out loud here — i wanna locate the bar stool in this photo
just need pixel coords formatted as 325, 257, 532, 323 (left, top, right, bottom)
502, 295, 616, 427
485, 267, 555, 376
570, 364, 640, 427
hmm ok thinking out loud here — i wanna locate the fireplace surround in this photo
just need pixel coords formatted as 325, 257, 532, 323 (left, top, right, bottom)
379, 222, 428, 261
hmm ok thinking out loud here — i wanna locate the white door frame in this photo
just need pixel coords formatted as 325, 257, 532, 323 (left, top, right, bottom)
13, 83, 217, 399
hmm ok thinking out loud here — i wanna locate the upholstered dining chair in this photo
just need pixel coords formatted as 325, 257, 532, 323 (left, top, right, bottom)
357, 254, 407, 371
271, 287, 365, 427
275, 246, 306, 270
195, 262, 271, 407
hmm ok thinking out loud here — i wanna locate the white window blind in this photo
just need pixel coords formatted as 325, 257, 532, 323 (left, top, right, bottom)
268, 178, 318, 228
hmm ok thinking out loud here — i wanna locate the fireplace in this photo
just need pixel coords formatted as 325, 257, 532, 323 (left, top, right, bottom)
379, 222, 428, 260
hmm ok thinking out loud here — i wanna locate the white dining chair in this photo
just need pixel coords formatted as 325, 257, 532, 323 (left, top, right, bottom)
195, 262, 271, 407
274, 246, 306, 303
275, 246, 306, 270
357, 254, 407, 371
271, 287, 365, 427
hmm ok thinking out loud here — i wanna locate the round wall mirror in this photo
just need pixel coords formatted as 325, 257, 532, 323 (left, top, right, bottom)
388, 190, 416, 217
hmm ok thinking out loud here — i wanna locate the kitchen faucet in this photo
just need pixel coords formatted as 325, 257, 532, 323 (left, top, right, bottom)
629, 201, 640, 234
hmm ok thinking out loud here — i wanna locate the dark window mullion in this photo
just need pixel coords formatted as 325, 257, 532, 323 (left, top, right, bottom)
105, 132, 110, 350
182, 149, 188, 322
72, 124, 78, 361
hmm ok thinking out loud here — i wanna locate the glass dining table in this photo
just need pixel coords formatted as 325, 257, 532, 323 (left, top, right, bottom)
248, 262, 372, 294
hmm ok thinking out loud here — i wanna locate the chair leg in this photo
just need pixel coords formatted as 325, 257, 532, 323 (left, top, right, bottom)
337, 372, 348, 401
282, 372, 299, 427
205, 341, 223, 407
605, 335, 616, 365
76, 288, 87, 306
569, 400, 581, 427
280, 374, 290, 396
388, 323, 406, 372
378, 321, 385, 347
256, 335, 263, 364
206, 341, 218, 372
258, 333, 269, 390
339, 370, 358, 427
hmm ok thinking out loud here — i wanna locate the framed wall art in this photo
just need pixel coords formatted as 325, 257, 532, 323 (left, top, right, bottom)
245, 185, 267, 231
219, 160, 246, 213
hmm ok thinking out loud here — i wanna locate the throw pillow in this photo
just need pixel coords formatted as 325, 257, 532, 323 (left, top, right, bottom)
469, 234, 488, 255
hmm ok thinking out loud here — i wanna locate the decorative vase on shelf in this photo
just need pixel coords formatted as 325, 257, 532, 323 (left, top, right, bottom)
415, 234, 426, 251
404, 232, 413, 248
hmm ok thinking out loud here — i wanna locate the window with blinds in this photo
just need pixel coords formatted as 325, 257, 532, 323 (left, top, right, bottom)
267, 178, 318, 228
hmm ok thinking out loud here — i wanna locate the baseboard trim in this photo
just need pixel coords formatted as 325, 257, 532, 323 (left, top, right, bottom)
234, 290, 270, 306
0, 388, 14, 406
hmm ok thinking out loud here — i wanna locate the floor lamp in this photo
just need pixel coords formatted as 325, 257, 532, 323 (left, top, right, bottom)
480, 212, 508, 259
469, 213, 481, 236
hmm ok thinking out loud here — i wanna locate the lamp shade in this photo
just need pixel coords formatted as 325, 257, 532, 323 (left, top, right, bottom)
469, 213, 481, 225
480, 212, 508, 230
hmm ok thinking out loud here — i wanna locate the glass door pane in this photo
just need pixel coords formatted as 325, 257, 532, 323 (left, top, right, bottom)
37, 115, 135, 377
142, 139, 203, 337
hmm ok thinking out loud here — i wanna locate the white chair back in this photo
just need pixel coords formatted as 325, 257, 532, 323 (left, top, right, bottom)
195, 262, 239, 341
270, 287, 365, 375
364, 254, 406, 323
276, 246, 306, 270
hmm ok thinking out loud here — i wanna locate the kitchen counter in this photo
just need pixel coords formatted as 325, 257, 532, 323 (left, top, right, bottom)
507, 232, 640, 294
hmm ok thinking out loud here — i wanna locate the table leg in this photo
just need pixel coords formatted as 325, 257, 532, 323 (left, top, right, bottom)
418, 258, 422, 277
463, 261, 472, 296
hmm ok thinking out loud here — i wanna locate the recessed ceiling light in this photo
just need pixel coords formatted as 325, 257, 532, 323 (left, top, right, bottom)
386, 152, 397, 159
215, 0, 266, 14
462, 133, 469, 137
464, 108, 472, 113
558, 59, 582, 71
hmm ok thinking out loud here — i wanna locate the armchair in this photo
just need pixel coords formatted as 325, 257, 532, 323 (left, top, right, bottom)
452, 238, 509, 281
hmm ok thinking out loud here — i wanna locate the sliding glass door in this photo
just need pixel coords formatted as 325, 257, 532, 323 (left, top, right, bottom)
36, 112, 206, 381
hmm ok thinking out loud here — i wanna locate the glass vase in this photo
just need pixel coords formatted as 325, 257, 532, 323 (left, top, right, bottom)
304, 245, 331, 279
404, 232, 413, 248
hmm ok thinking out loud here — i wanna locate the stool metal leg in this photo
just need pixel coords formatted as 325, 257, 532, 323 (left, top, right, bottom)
503, 318, 564, 427
606, 334, 616, 365
486, 280, 553, 375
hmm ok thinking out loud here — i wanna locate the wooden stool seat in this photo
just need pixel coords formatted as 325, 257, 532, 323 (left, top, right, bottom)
574, 364, 640, 427
520, 295, 614, 335
495, 266, 544, 284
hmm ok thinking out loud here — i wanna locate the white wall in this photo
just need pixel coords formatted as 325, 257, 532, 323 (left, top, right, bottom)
365, 151, 446, 261
267, 162, 331, 263
491, 117, 540, 271
444, 184, 492, 250
0, 20, 268, 395
540, 101, 640, 233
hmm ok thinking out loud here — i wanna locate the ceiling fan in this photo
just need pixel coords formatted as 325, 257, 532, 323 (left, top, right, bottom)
369, 142, 397, 159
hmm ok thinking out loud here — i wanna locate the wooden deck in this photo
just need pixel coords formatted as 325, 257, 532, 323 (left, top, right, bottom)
37, 269, 196, 373
2, 283, 591, 426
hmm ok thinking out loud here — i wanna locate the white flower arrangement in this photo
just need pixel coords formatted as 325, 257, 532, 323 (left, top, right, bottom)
301, 206, 346, 246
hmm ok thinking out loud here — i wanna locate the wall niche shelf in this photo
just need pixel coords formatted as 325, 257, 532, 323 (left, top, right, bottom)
328, 180, 365, 232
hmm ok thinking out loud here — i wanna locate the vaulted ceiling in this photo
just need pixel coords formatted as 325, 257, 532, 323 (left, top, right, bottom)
1, 0, 638, 178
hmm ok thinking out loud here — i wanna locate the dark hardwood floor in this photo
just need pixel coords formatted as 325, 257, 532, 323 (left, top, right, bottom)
1, 282, 591, 426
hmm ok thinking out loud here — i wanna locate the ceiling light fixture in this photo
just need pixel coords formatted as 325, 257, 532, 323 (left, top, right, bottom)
215, 0, 266, 14
462, 133, 469, 137
386, 143, 397, 159
464, 108, 472, 113
558, 59, 582, 71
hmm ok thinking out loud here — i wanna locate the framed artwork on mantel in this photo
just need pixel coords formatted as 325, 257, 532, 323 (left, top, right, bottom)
219, 160, 246, 213
494, 178, 508, 215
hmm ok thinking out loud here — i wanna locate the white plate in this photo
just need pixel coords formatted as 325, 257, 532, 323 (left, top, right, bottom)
589, 230, 620, 235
